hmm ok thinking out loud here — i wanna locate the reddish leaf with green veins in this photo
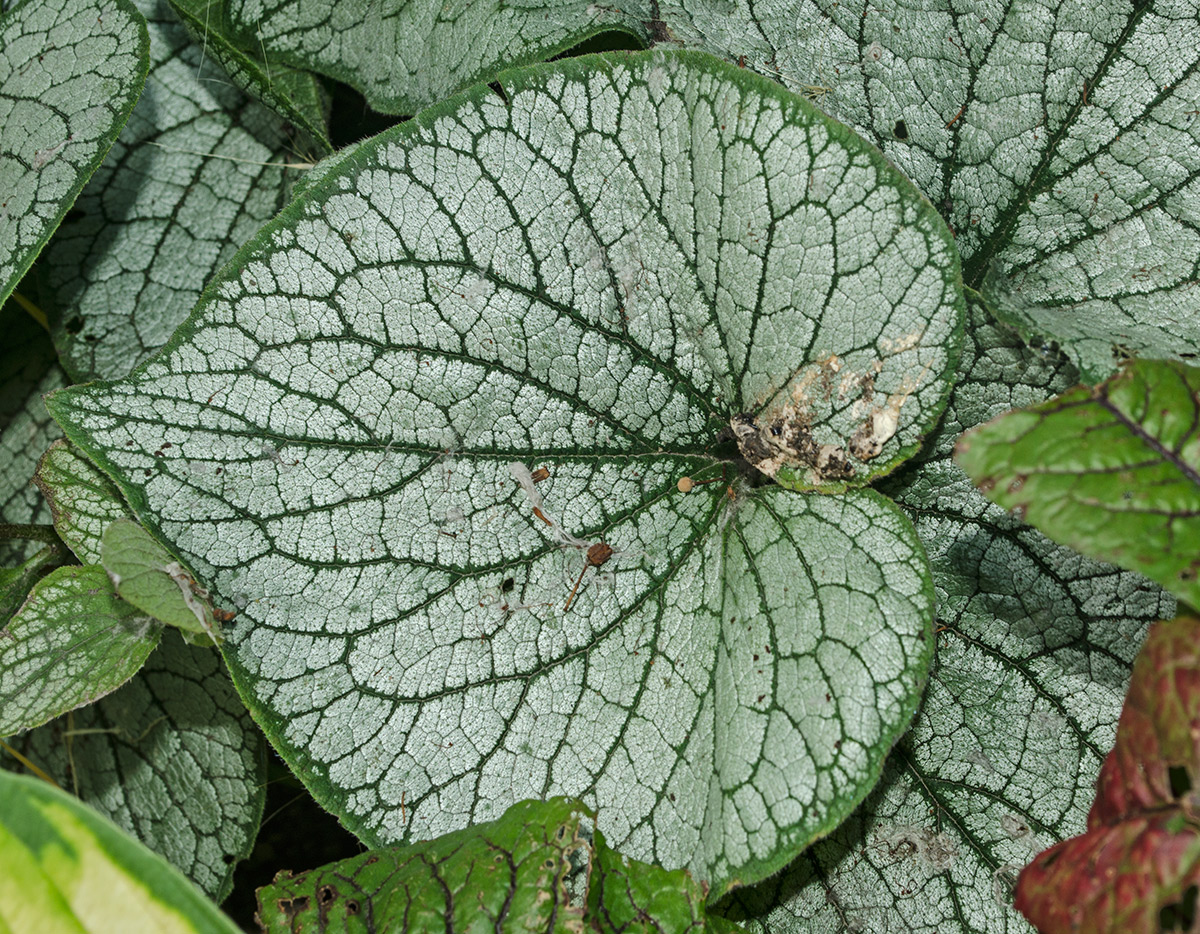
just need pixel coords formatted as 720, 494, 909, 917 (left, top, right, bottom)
1015, 615, 1200, 934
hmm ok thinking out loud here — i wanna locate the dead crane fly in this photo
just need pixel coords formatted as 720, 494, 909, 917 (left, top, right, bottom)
509, 462, 616, 611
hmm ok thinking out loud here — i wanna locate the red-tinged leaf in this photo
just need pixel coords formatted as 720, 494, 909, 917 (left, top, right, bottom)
1091, 617, 1200, 824
1015, 814, 1200, 934
1016, 616, 1200, 934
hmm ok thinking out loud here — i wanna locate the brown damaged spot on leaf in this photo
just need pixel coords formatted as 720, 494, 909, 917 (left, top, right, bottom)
731, 408, 856, 482
734, 343, 929, 482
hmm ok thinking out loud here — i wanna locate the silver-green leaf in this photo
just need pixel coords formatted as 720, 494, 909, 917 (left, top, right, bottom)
0, 0, 149, 307
48, 51, 960, 890
31, 0, 307, 383
35, 439, 132, 566
234, 0, 1200, 379
1, 629, 267, 901
718, 301, 1174, 933
0, 565, 161, 736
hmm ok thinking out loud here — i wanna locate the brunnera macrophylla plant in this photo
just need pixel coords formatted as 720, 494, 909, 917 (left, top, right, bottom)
46, 49, 962, 893
0, 0, 1195, 931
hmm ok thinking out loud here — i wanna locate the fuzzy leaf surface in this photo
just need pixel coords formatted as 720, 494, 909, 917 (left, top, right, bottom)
46, 51, 960, 890
167, 0, 331, 152
0, 565, 160, 736
719, 301, 1174, 932
35, 439, 133, 566
231, 0, 1200, 379
957, 358, 1200, 610
1015, 616, 1200, 934
29, 0, 307, 383
1, 629, 266, 901
0, 769, 243, 933
0, 0, 148, 306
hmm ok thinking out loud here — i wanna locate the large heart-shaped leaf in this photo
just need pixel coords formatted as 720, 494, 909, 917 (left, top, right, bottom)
48, 51, 962, 890
715, 301, 1174, 931
28, 0, 308, 383
230, 0, 1200, 381
0, 0, 149, 307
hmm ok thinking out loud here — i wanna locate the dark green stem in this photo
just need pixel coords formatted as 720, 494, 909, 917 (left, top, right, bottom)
0, 523, 61, 544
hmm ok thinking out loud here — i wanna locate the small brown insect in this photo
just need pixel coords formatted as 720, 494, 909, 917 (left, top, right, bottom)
531, 467, 550, 483
564, 542, 614, 612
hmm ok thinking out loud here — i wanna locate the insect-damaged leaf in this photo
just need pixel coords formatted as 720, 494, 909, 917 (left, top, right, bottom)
716, 299, 1173, 934
256, 797, 718, 934
47, 51, 958, 890
1014, 616, 1200, 934
0, 0, 148, 308
956, 358, 1200, 610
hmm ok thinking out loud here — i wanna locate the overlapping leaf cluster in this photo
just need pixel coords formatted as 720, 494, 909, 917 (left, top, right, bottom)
1, 0, 1196, 931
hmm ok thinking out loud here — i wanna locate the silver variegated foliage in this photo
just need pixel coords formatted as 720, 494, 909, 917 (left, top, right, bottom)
48, 51, 963, 890
0, 0, 148, 306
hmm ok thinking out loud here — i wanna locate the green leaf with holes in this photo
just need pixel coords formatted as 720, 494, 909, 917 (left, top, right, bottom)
1, 629, 267, 901
0, 0, 148, 308
956, 358, 1200, 610
256, 797, 717, 934
0, 565, 160, 736
47, 51, 961, 891
24, 0, 309, 383
231, 0, 1200, 381
0, 768, 243, 933
716, 298, 1174, 934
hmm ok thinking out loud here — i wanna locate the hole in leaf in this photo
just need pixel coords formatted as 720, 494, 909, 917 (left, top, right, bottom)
1169, 765, 1192, 798
501, 577, 515, 593
318, 884, 337, 906
893, 119, 909, 140
345, 899, 360, 915
65, 316, 84, 335
1160, 884, 1198, 931
488, 82, 510, 105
